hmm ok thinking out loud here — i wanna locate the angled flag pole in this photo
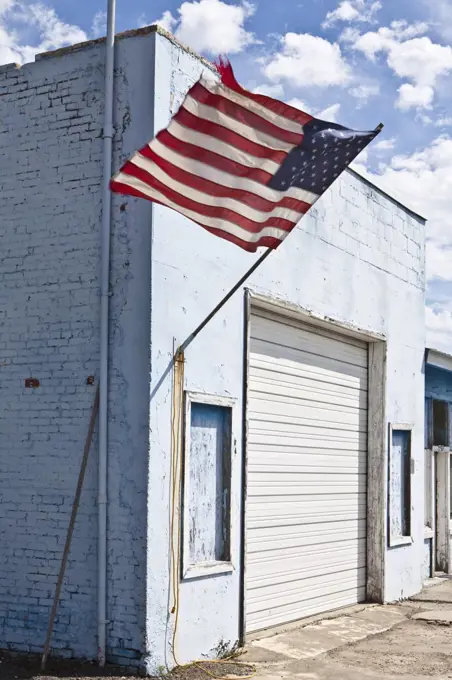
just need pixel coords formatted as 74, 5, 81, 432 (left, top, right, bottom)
177, 247, 273, 355
111, 57, 383, 354
41, 388, 100, 671
110, 54, 384, 666
176, 123, 384, 356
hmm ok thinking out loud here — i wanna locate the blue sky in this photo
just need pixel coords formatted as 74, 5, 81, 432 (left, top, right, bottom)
2, 0, 452, 350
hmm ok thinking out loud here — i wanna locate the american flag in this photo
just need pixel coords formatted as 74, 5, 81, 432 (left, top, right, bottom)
110, 60, 381, 252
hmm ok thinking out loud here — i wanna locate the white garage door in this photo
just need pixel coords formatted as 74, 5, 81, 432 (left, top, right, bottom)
246, 309, 368, 633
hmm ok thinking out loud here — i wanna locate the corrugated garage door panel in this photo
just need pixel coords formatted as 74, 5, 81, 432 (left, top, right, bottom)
246, 310, 368, 633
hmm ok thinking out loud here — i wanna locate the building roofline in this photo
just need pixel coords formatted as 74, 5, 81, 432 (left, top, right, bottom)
427, 347, 452, 361
35, 24, 216, 73
426, 347, 452, 373
347, 167, 426, 223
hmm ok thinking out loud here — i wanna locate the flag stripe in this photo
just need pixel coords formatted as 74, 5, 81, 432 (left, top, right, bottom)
194, 225, 283, 252
112, 177, 283, 251
183, 95, 295, 152
117, 166, 300, 233
138, 145, 314, 213
214, 59, 314, 128
166, 120, 281, 176
200, 78, 306, 136
175, 108, 288, 164
111, 176, 290, 244
190, 82, 303, 146
124, 149, 310, 214
111, 61, 378, 252
148, 138, 318, 205
123, 156, 306, 224
158, 129, 273, 185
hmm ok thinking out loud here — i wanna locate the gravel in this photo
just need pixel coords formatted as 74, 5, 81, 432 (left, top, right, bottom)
0, 651, 255, 680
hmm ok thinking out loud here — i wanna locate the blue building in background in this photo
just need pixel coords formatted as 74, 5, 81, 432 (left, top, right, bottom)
424, 349, 452, 579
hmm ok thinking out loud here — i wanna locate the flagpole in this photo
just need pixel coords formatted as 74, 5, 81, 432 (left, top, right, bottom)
98, 0, 116, 668
177, 246, 273, 356
175, 123, 383, 358
176, 122, 384, 357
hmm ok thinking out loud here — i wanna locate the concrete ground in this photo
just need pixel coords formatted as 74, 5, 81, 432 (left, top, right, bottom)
3, 579, 452, 679
245, 577, 452, 680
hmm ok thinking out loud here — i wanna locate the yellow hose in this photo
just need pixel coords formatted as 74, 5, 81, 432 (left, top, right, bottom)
169, 351, 256, 680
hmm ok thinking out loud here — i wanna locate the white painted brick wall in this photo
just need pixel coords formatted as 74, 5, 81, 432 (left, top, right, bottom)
0, 30, 156, 665
0, 55, 103, 659
144, 34, 426, 672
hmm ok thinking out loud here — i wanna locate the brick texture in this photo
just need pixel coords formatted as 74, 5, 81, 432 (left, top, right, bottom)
0, 37, 151, 664
0, 54, 103, 659
308, 170, 425, 290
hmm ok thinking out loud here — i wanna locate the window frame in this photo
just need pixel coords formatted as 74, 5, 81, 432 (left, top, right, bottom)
432, 398, 450, 451
424, 448, 434, 538
388, 423, 414, 548
424, 398, 434, 538
181, 391, 236, 580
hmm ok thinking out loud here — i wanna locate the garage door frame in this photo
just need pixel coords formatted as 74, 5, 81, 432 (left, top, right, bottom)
238, 291, 387, 641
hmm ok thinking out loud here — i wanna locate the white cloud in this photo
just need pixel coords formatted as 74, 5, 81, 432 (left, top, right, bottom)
157, 0, 257, 54
423, 0, 452, 42
0, 0, 14, 13
396, 83, 434, 110
24, 3, 87, 52
324, 1, 361, 25
373, 137, 396, 151
323, 0, 381, 28
264, 32, 351, 88
388, 37, 452, 89
287, 97, 311, 112
317, 102, 341, 122
154, 9, 177, 33
390, 20, 430, 40
348, 21, 452, 110
348, 82, 380, 104
0, 2, 88, 65
253, 82, 285, 97
435, 116, 452, 127
426, 241, 452, 282
348, 21, 429, 59
91, 10, 106, 38
426, 306, 452, 353
288, 98, 341, 123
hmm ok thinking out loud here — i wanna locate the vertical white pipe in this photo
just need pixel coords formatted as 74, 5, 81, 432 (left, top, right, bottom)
98, 0, 116, 667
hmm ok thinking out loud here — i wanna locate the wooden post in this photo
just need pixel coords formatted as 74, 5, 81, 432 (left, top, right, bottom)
435, 449, 451, 573
41, 386, 100, 670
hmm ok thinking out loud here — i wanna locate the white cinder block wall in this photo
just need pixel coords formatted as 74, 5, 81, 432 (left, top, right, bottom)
0, 26, 426, 672
147, 33, 426, 671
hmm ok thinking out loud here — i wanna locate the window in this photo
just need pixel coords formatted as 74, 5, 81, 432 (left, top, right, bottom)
182, 392, 235, 579
425, 397, 432, 450
388, 424, 413, 547
433, 399, 449, 448
426, 398, 452, 521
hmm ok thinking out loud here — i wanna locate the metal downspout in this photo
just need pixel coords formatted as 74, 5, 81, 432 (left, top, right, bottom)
99, 0, 116, 667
